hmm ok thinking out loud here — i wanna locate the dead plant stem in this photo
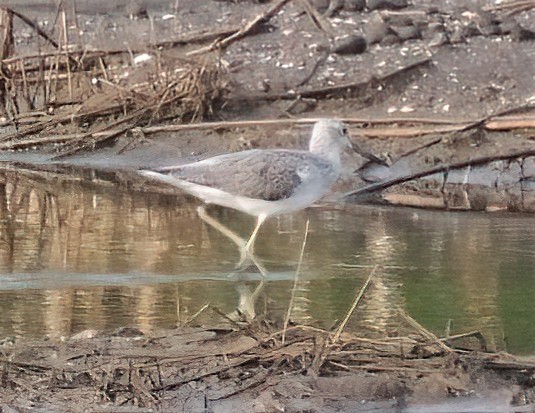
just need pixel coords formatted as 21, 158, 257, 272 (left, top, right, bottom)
331, 266, 377, 344
398, 309, 451, 352
282, 219, 310, 344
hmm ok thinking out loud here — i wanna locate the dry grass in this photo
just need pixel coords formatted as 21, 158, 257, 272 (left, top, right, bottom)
0, 6, 226, 154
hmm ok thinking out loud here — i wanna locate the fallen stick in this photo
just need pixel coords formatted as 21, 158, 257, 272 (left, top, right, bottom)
187, 0, 293, 56
485, 117, 535, 130
398, 310, 451, 353
246, 57, 432, 101
0, 28, 237, 66
483, 0, 535, 12
152, 27, 238, 49
3, 106, 534, 152
344, 147, 535, 199
298, 0, 334, 36
329, 360, 438, 374
440, 330, 488, 351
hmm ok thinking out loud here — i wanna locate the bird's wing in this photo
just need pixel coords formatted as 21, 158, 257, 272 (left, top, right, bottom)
153, 150, 328, 201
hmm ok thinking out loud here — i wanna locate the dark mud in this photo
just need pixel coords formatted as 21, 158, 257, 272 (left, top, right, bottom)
2, 319, 535, 413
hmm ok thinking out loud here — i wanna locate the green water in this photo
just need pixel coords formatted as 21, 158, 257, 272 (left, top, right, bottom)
0, 171, 534, 354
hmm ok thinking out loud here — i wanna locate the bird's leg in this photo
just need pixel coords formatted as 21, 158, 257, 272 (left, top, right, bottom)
197, 206, 247, 261
197, 206, 268, 276
244, 213, 267, 257
236, 213, 267, 269
226, 279, 265, 323
235, 213, 269, 276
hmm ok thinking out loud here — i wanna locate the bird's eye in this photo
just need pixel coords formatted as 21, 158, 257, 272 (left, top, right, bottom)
342, 127, 348, 135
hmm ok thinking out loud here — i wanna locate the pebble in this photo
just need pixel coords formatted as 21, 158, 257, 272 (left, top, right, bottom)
512, 26, 535, 42
125, 0, 148, 20
310, 0, 330, 13
498, 19, 520, 35
345, 0, 366, 12
366, 0, 408, 11
392, 25, 422, 41
333, 34, 367, 55
381, 11, 427, 27
365, 15, 388, 44
429, 31, 449, 47
381, 33, 400, 46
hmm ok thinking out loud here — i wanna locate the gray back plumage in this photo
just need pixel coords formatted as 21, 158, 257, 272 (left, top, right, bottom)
155, 149, 334, 201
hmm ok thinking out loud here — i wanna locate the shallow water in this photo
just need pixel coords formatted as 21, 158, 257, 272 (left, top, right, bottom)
0, 169, 535, 355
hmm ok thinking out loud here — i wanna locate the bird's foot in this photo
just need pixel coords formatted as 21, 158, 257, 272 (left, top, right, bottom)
235, 246, 267, 277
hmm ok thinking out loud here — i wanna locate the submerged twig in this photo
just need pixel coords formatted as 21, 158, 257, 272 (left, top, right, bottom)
441, 330, 488, 352
184, 303, 210, 325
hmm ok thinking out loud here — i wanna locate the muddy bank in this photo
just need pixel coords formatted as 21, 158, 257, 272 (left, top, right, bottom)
0, 0, 533, 211
2, 316, 535, 412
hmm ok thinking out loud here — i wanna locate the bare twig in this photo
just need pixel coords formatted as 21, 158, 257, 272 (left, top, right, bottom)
440, 330, 488, 351
485, 115, 535, 130
483, 0, 535, 12
329, 360, 437, 374
187, 0, 293, 56
282, 219, 310, 344
184, 303, 210, 325
344, 146, 535, 199
398, 309, 451, 353
331, 265, 378, 344
298, 0, 334, 36
60, 10, 73, 101
246, 57, 432, 101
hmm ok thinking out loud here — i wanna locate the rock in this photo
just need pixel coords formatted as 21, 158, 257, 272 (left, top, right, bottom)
71, 329, 99, 340
111, 326, 144, 337
428, 31, 449, 47
462, 20, 483, 37
381, 10, 427, 27
325, 0, 344, 16
365, 15, 388, 44
125, 0, 148, 20
366, 0, 408, 11
512, 26, 535, 42
476, 12, 502, 36
333, 34, 367, 55
391, 24, 422, 41
481, 21, 502, 36
381, 33, 400, 45
345, 0, 366, 12
310, 0, 330, 13
499, 19, 520, 35
499, 19, 535, 41
449, 25, 466, 44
